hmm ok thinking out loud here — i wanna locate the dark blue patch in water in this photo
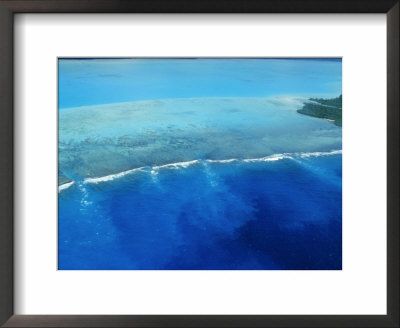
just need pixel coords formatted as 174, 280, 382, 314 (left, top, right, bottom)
58, 155, 342, 270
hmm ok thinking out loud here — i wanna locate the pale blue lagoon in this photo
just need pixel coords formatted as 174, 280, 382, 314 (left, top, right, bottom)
59, 58, 341, 108
58, 58, 342, 270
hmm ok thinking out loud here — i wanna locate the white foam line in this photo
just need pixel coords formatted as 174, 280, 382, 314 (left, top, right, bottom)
206, 158, 237, 164
243, 154, 292, 163
84, 167, 145, 184
74, 150, 342, 185
152, 160, 200, 170
58, 181, 75, 192
242, 149, 341, 163
298, 149, 342, 158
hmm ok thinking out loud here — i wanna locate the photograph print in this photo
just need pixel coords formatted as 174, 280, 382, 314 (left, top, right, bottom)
58, 58, 342, 270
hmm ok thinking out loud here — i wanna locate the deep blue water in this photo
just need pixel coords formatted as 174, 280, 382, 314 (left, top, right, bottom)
58, 58, 342, 109
58, 58, 342, 270
58, 154, 342, 270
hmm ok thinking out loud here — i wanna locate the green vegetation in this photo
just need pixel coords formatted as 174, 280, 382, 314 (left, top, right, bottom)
297, 95, 342, 126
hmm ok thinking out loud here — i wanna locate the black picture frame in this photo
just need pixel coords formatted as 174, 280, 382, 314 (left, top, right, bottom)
0, 1, 398, 327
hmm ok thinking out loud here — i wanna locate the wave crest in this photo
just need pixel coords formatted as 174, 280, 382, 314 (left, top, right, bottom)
206, 158, 237, 164
152, 160, 200, 170
59, 149, 342, 187
243, 154, 293, 163
58, 181, 75, 192
84, 167, 145, 184
298, 149, 342, 158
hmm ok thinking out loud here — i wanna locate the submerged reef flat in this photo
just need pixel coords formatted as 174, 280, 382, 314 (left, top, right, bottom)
59, 97, 342, 184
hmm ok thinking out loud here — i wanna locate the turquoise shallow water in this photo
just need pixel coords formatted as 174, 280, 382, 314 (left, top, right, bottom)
59, 58, 342, 109
58, 58, 342, 270
58, 97, 342, 182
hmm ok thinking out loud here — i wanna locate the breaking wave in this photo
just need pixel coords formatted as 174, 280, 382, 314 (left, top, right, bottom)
58, 181, 75, 192
152, 160, 200, 171
58, 149, 342, 191
83, 167, 146, 184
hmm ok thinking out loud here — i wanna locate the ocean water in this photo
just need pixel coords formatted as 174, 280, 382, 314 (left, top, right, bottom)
58, 58, 342, 270
58, 97, 342, 182
59, 58, 342, 109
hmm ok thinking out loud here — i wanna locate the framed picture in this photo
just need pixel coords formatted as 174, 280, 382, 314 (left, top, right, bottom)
0, 0, 398, 327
